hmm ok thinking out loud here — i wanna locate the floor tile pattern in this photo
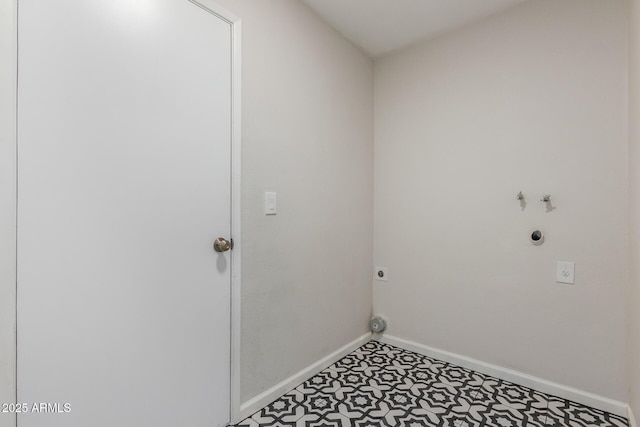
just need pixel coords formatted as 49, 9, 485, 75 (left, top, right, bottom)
234, 341, 628, 427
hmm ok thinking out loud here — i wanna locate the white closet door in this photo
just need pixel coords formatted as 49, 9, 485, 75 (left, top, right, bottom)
17, 1, 232, 425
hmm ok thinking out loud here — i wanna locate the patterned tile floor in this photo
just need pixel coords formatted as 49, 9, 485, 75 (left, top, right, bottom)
234, 340, 629, 427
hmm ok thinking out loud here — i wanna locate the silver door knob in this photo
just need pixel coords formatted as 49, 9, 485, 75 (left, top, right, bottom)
213, 237, 233, 253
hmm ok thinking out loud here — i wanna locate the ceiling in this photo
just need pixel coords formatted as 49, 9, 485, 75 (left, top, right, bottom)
301, 0, 528, 58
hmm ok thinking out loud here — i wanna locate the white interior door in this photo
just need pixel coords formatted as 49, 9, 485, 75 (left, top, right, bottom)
17, 1, 233, 426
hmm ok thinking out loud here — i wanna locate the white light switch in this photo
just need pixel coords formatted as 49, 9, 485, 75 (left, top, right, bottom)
556, 261, 575, 285
265, 192, 277, 215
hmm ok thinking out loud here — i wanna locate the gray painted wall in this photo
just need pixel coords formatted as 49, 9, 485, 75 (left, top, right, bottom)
213, 0, 375, 404
374, 0, 629, 401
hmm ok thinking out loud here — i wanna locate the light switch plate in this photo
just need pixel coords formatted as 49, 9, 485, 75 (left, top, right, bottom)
265, 192, 277, 215
556, 261, 575, 285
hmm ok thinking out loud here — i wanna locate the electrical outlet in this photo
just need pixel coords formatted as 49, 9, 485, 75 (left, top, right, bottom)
556, 261, 575, 285
375, 267, 388, 282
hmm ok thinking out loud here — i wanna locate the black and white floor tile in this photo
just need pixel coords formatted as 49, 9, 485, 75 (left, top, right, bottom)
233, 341, 629, 427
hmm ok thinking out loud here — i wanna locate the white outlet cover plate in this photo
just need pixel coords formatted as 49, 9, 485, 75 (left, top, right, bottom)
556, 261, 575, 285
375, 267, 388, 281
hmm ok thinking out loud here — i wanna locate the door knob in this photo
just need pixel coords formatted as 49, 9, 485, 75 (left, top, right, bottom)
213, 237, 233, 253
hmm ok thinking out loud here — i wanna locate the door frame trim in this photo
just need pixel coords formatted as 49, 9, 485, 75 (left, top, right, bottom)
3, 1, 242, 425
191, 1, 242, 422
194, 1, 244, 423
1, 0, 17, 426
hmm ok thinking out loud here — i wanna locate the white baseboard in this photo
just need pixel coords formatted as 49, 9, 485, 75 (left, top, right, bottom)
380, 335, 629, 418
629, 405, 638, 427
235, 332, 371, 423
